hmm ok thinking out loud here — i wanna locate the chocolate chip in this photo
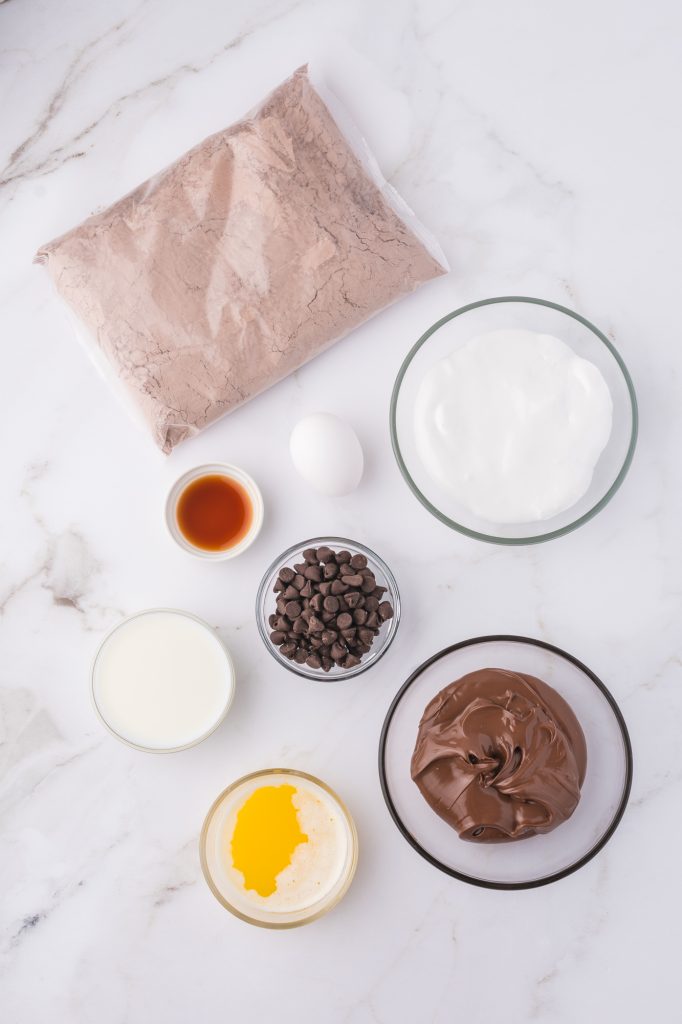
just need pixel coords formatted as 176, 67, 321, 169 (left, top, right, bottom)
323, 595, 340, 613
373, 586, 387, 599
308, 615, 325, 633
343, 573, 364, 587
318, 581, 332, 596
361, 576, 376, 593
279, 566, 295, 583
330, 579, 348, 595
280, 642, 297, 659
276, 598, 287, 614
321, 611, 336, 623
345, 591, 361, 609
341, 627, 357, 642
285, 600, 302, 619
299, 581, 314, 598
292, 574, 305, 590
268, 613, 277, 627
309, 593, 324, 612
306, 654, 322, 669
321, 656, 333, 672
335, 550, 351, 564
274, 616, 289, 631
273, 578, 285, 593
323, 561, 339, 579
304, 564, 322, 582
353, 608, 368, 625
331, 642, 347, 662
350, 553, 367, 570
366, 611, 379, 628
320, 630, 337, 646
293, 617, 307, 634
343, 653, 360, 668
378, 601, 394, 621
316, 546, 334, 563
294, 562, 307, 574
336, 612, 353, 630
302, 547, 318, 562
294, 648, 308, 664
364, 596, 379, 612
358, 627, 375, 645
270, 630, 286, 644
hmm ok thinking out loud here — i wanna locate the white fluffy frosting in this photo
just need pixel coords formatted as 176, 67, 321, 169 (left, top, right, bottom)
414, 329, 613, 523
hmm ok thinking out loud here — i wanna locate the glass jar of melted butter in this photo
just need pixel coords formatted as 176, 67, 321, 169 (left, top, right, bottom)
200, 769, 358, 927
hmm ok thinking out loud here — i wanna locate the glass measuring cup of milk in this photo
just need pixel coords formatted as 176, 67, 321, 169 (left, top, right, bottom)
91, 609, 235, 752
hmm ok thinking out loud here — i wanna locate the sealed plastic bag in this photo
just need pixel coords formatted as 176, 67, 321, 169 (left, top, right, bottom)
36, 65, 447, 453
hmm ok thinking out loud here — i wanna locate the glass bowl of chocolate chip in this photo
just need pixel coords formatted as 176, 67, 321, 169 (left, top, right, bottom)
256, 537, 400, 680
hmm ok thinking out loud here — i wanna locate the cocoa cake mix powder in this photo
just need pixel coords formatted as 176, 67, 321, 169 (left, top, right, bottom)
37, 66, 446, 452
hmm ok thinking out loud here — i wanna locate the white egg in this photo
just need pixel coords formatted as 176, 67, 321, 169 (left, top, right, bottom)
289, 413, 364, 496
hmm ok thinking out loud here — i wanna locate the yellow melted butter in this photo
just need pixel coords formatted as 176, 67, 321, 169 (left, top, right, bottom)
230, 784, 308, 897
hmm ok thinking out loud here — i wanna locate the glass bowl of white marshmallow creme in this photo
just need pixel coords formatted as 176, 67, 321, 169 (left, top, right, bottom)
390, 296, 638, 545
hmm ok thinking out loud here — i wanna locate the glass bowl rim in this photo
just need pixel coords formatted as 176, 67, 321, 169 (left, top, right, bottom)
255, 535, 401, 681
90, 607, 236, 753
378, 633, 633, 891
389, 295, 639, 545
199, 767, 359, 928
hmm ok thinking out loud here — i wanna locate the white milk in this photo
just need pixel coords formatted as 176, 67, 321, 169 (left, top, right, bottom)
414, 329, 613, 524
92, 610, 234, 751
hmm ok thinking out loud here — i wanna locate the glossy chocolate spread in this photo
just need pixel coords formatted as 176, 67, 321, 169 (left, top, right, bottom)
411, 668, 587, 843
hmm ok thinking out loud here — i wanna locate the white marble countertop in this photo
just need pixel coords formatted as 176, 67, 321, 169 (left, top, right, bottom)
1, 1, 680, 1021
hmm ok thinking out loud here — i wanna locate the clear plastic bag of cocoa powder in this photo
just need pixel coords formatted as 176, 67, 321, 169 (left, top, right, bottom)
35, 65, 447, 453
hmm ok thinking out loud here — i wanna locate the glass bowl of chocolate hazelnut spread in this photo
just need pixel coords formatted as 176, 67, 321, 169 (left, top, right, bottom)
379, 636, 632, 889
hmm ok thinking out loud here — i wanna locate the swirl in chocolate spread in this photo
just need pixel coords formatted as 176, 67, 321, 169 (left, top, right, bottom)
411, 668, 587, 843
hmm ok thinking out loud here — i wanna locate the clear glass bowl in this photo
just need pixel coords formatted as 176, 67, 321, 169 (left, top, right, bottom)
390, 297, 638, 544
379, 636, 632, 890
91, 608, 236, 753
200, 768, 358, 928
164, 462, 264, 561
256, 536, 400, 681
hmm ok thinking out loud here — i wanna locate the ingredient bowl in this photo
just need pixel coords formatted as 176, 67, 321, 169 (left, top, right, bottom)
379, 635, 632, 889
256, 536, 400, 681
390, 296, 638, 544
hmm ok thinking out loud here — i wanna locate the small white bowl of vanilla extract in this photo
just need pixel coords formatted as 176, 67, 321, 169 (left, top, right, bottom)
165, 463, 264, 560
